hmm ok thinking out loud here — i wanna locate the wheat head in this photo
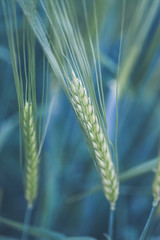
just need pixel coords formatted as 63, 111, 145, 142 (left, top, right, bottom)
152, 157, 160, 206
69, 72, 119, 210
23, 101, 39, 207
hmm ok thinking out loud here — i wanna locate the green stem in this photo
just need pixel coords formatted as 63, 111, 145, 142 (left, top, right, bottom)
21, 205, 32, 240
139, 205, 156, 240
108, 209, 115, 239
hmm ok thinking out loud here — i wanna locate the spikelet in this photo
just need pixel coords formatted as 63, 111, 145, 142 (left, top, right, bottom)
23, 101, 39, 207
69, 72, 119, 209
152, 157, 160, 206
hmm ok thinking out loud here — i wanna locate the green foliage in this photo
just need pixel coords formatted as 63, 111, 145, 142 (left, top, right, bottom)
0, 217, 96, 240
0, 0, 160, 239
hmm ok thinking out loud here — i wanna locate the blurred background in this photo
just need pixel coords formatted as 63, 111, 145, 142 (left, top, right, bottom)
0, 0, 160, 239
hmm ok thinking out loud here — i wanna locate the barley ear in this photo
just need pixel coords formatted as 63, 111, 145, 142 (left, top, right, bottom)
23, 101, 39, 207
69, 73, 119, 209
152, 157, 160, 206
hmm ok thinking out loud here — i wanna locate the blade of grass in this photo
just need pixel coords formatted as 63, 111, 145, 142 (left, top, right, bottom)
67, 238, 97, 240
0, 217, 97, 240
0, 236, 19, 240
67, 158, 157, 202
0, 216, 65, 240
119, 158, 157, 182
115, 0, 126, 174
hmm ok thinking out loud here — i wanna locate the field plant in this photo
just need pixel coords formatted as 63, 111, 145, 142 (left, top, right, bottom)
0, 0, 160, 240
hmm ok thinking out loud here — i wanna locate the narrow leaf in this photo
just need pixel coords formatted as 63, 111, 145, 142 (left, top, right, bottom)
0, 217, 65, 240
119, 158, 157, 182
67, 238, 97, 240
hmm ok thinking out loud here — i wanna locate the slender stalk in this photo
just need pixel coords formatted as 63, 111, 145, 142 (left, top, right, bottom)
21, 205, 32, 240
139, 205, 156, 240
108, 209, 115, 239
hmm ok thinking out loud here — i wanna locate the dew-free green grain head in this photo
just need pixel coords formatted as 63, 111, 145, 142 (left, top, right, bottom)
152, 156, 160, 206
69, 72, 119, 209
23, 101, 39, 207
